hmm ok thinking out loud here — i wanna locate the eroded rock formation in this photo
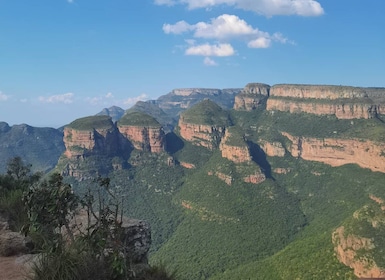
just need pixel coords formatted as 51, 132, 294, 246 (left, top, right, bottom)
219, 128, 252, 163
333, 196, 385, 278
178, 116, 226, 150
282, 132, 385, 173
267, 84, 385, 119
64, 126, 120, 159
260, 140, 286, 157
234, 83, 270, 111
118, 125, 165, 153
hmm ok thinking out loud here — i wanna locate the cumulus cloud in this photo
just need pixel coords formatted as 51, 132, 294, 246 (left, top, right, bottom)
0, 91, 9, 102
163, 21, 194, 34
164, 14, 290, 51
186, 43, 234, 56
123, 93, 148, 106
247, 37, 271, 48
156, 0, 324, 16
39, 93, 74, 104
203, 57, 218, 66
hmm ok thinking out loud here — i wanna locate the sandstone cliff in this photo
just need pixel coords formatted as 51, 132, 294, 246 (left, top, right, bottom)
178, 99, 231, 149
118, 126, 164, 153
219, 127, 252, 163
234, 83, 270, 111
117, 111, 165, 153
282, 131, 385, 173
333, 195, 385, 278
267, 84, 385, 119
63, 116, 120, 159
259, 140, 286, 157
178, 119, 225, 150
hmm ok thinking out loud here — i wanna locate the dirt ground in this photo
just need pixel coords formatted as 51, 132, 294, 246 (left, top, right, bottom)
0, 256, 33, 280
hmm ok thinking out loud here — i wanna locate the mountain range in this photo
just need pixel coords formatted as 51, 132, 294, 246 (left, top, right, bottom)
2, 83, 385, 279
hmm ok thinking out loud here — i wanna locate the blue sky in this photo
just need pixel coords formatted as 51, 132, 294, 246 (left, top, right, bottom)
0, 0, 384, 127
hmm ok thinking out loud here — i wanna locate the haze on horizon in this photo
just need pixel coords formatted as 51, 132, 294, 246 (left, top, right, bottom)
0, 0, 384, 128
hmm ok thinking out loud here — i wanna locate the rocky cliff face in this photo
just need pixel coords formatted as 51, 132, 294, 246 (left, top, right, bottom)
266, 84, 385, 119
259, 140, 286, 157
118, 125, 165, 153
234, 83, 270, 111
333, 226, 385, 279
282, 132, 385, 173
219, 128, 252, 163
333, 195, 385, 278
63, 126, 121, 159
178, 117, 225, 150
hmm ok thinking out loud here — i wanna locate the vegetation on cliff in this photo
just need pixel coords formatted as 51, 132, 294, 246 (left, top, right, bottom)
118, 111, 161, 127
180, 99, 232, 126
67, 115, 114, 130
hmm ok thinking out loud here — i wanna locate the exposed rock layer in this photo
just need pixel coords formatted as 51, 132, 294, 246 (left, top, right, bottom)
219, 129, 252, 163
282, 132, 385, 173
234, 83, 270, 111
178, 116, 225, 150
118, 125, 165, 153
266, 85, 385, 119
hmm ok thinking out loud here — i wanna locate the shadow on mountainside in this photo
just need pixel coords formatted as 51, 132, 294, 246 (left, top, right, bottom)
248, 141, 273, 179
165, 132, 184, 154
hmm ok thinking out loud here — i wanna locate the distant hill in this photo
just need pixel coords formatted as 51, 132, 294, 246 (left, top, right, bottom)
0, 122, 64, 173
155, 88, 242, 117
96, 106, 125, 122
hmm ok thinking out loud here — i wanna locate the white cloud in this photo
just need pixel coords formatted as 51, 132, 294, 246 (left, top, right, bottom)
0, 91, 9, 102
165, 14, 289, 50
157, 0, 324, 16
39, 93, 74, 104
123, 93, 148, 106
67, 0, 74, 3
154, 0, 176, 5
163, 21, 194, 34
203, 57, 218, 66
185, 43, 234, 56
247, 37, 271, 48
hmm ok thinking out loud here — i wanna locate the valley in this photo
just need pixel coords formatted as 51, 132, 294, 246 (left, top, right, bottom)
2, 83, 385, 279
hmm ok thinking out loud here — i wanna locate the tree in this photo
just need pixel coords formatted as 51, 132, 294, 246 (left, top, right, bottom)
6, 156, 32, 181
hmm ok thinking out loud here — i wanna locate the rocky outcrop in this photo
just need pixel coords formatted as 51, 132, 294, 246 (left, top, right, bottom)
118, 125, 165, 153
234, 83, 270, 111
219, 128, 252, 163
178, 116, 226, 150
282, 132, 385, 173
0, 215, 30, 257
243, 173, 266, 184
180, 162, 196, 169
70, 210, 151, 271
333, 226, 384, 279
208, 171, 233, 185
260, 140, 286, 157
63, 126, 120, 159
267, 84, 385, 119
273, 168, 291, 174
267, 98, 380, 119
333, 197, 385, 278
